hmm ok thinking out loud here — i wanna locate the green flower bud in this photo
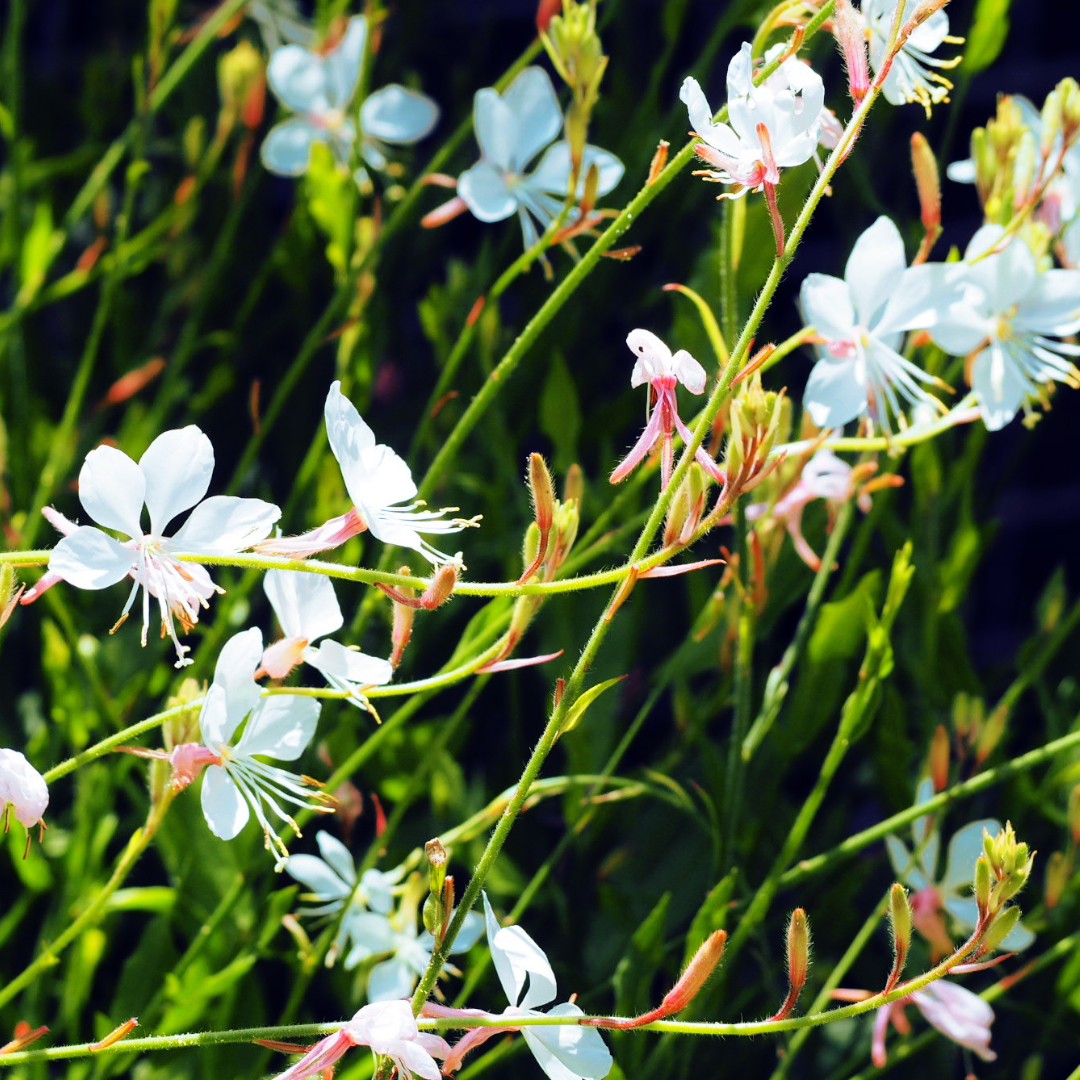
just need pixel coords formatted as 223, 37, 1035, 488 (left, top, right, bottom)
974, 855, 992, 917
980, 905, 1021, 954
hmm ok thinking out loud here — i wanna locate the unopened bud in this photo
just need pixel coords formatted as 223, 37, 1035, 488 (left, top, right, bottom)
661, 930, 726, 1014
1045, 850, 1068, 909
163, 678, 204, 749
974, 701, 1009, 765
885, 884, 911, 992
980, 904, 1021, 954
974, 855, 992, 918
218, 40, 265, 130
664, 464, 706, 547
420, 563, 457, 609
910, 132, 941, 233
390, 567, 416, 668
787, 908, 810, 991
1056, 77, 1080, 142
425, 838, 447, 895
834, 0, 869, 103
528, 454, 556, 534
563, 463, 584, 509
423, 892, 444, 937
536, 0, 561, 34
1068, 784, 1080, 845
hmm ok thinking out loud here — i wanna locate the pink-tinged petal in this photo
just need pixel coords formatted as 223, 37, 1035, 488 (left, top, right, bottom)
140, 427, 214, 536
18, 570, 64, 605
255, 509, 366, 558
610, 407, 664, 484
477, 650, 564, 674
170, 496, 280, 554
235, 696, 320, 761
640, 558, 725, 578
911, 982, 996, 1061
78, 445, 145, 537
200, 763, 249, 839
521, 1002, 613, 1080
871, 1002, 893, 1068
265, 570, 343, 642
305, 639, 393, 686
49, 527, 135, 589
845, 217, 907, 328
42, 505, 79, 536
260, 636, 308, 680
269, 1031, 354, 1080
799, 274, 856, 340
211, 627, 264, 729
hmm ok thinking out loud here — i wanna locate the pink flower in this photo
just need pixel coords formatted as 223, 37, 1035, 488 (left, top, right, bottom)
270, 1000, 450, 1080
610, 329, 724, 489
872, 980, 996, 1067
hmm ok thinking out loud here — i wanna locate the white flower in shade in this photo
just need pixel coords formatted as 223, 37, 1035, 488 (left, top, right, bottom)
864, 0, 959, 116
439, 894, 612, 1080
680, 42, 823, 195
284, 830, 400, 965
928, 225, 1080, 430
801, 216, 954, 431
261, 569, 393, 712
199, 628, 324, 868
259, 383, 478, 566
872, 980, 996, 1067
269, 1000, 450, 1080
457, 66, 624, 248
44, 427, 279, 667
262, 16, 439, 177
343, 905, 484, 998
0, 748, 48, 829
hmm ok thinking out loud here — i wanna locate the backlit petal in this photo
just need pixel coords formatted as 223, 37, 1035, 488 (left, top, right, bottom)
78, 445, 145, 537
140, 427, 214, 536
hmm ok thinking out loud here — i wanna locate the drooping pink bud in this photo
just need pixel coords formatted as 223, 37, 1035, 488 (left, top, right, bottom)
834, 0, 869, 103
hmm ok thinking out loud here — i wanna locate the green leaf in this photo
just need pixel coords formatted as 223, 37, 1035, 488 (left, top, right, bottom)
965, 0, 1012, 75
612, 892, 670, 1019
683, 870, 736, 967
539, 353, 581, 473
806, 571, 881, 663
562, 675, 626, 733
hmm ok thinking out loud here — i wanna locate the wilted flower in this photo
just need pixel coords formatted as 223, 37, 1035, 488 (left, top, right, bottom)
928, 226, 1080, 429
261, 569, 393, 713
801, 216, 953, 432
198, 628, 325, 868
258, 382, 478, 566
610, 329, 724, 489
0, 748, 48, 831
456, 66, 624, 248
261, 16, 439, 177
680, 42, 824, 195
863, 0, 960, 117
269, 1000, 450, 1080
438, 894, 612, 1080
33, 427, 279, 667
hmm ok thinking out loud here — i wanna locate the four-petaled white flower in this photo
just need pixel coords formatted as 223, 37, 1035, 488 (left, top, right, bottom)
801, 216, 953, 432
261, 569, 393, 713
199, 627, 323, 868
610, 329, 724, 489
864, 0, 960, 117
262, 16, 439, 178
270, 999, 450, 1080
284, 830, 401, 966
872, 980, 996, 1067
438, 894, 612, 1080
457, 66, 624, 248
0, 748, 48, 830
42, 427, 280, 668
928, 225, 1080, 430
259, 382, 477, 566
680, 42, 823, 195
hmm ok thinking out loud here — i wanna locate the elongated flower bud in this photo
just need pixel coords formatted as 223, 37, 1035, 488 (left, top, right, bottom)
980, 905, 1021, 954
835, 0, 869, 103
910, 132, 941, 233
885, 884, 912, 992
661, 931, 727, 1013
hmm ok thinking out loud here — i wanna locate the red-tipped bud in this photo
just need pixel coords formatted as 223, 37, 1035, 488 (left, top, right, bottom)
661, 930, 726, 1014
536, 0, 561, 34
390, 567, 416, 667
787, 908, 811, 992
420, 564, 458, 610
647, 140, 670, 184
910, 132, 941, 232
835, 0, 869, 103
530, 453, 556, 531
89, 1018, 139, 1052
929, 724, 949, 791
0, 1022, 50, 1054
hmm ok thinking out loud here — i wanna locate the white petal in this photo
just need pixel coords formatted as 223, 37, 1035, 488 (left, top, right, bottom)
78, 445, 146, 537
49, 527, 135, 589
521, 1003, 613, 1080
450, 909, 485, 952
368, 958, 418, 1002
264, 569, 343, 642
946, 159, 976, 184
235, 696, 320, 761
261, 119, 321, 176
626, 329, 673, 387
201, 764, 249, 840
315, 830, 357, 886
306, 639, 394, 686
353, 443, 418, 518
211, 627, 265, 733
324, 381, 378, 498
140, 427, 215, 536
845, 217, 907, 329
169, 496, 280, 553
268, 43, 330, 114
0, 748, 49, 827
803, 359, 867, 428
502, 67, 562, 172
971, 344, 1030, 430
526, 142, 623, 200
394, 1041, 444, 1080
459, 161, 518, 222
491, 921, 557, 1009
362, 85, 439, 144
799, 274, 856, 340
324, 16, 365, 108
1014, 268, 1080, 335
875, 263, 963, 335
344, 911, 397, 967
672, 350, 707, 394
941, 819, 1000, 893
285, 853, 351, 898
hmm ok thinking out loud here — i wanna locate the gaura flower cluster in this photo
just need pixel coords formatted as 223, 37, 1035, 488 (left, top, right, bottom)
261, 15, 439, 179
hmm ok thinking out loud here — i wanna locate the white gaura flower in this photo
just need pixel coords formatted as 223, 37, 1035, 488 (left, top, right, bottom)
199, 628, 324, 868
439, 894, 612, 1080
801, 216, 954, 431
680, 42, 823, 195
42, 427, 279, 667
864, 0, 961, 117
261, 569, 393, 713
457, 66, 624, 249
259, 383, 478, 566
0, 748, 49, 831
269, 1000, 450, 1080
262, 16, 439, 177
928, 225, 1080, 430
284, 830, 400, 965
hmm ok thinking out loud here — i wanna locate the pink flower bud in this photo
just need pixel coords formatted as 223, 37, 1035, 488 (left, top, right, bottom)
834, 0, 869, 103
